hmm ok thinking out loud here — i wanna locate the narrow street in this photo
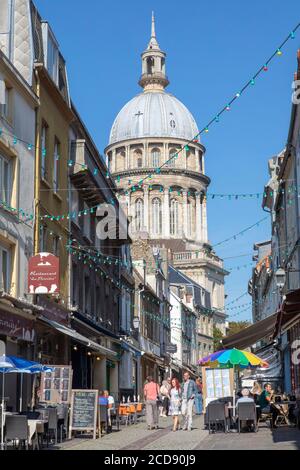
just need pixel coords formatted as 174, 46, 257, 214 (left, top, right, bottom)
54, 417, 300, 451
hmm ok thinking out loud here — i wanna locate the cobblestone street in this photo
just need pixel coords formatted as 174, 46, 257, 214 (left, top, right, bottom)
55, 416, 300, 451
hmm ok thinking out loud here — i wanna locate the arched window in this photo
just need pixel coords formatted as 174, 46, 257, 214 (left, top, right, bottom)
168, 148, 177, 168
147, 57, 154, 74
151, 148, 160, 167
133, 149, 143, 168
170, 199, 179, 236
152, 198, 162, 235
135, 199, 144, 232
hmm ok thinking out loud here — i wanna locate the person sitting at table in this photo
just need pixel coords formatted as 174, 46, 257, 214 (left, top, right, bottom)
104, 390, 115, 431
237, 388, 255, 431
251, 382, 262, 404
258, 383, 279, 428
237, 388, 255, 404
98, 390, 108, 406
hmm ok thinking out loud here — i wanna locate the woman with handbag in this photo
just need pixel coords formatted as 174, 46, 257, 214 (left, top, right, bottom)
160, 379, 171, 417
169, 378, 182, 431
144, 376, 160, 430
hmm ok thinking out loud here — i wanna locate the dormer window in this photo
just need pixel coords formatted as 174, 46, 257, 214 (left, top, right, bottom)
42, 23, 59, 84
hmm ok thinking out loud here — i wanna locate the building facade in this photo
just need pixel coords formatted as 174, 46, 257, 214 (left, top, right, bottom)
105, 14, 228, 375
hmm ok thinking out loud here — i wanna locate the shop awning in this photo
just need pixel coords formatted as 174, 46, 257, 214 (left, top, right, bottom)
120, 339, 142, 357
39, 316, 118, 357
221, 312, 279, 350
222, 289, 300, 350
274, 288, 300, 336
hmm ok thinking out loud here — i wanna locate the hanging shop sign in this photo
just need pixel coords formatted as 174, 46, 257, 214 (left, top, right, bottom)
0, 309, 35, 342
28, 253, 59, 294
165, 344, 178, 354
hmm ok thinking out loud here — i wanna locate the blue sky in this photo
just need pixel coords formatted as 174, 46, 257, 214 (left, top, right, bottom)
34, 0, 300, 321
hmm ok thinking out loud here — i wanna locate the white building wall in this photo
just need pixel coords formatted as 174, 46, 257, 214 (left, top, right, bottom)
170, 291, 182, 366
0, 60, 36, 301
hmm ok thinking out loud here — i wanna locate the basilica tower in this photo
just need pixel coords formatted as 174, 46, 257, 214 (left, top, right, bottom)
105, 14, 228, 321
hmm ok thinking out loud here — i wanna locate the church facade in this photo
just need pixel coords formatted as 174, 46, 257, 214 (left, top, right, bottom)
105, 14, 228, 364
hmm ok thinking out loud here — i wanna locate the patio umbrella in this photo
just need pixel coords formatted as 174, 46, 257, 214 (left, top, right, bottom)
7, 357, 53, 413
0, 355, 53, 450
198, 348, 269, 417
0, 355, 17, 450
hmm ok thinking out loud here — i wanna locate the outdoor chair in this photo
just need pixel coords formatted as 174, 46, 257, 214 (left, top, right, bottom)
237, 402, 258, 433
5, 415, 29, 450
258, 409, 273, 429
109, 402, 120, 431
57, 405, 69, 442
98, 405, 108, 436
136, 403, 144, 422
119, 405, 131, 426
45, 407, 58, 446
207, 402, 228, 434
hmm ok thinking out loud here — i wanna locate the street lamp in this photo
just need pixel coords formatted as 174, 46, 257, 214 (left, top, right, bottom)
133, 317, 140, 330
275, 268, 286, 291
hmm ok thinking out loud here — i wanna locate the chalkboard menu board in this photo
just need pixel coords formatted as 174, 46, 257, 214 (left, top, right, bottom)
40, 366, 73, 404
69, 390, 98, 439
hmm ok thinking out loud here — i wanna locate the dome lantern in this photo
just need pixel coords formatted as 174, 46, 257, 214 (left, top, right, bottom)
139, 12, 169, 91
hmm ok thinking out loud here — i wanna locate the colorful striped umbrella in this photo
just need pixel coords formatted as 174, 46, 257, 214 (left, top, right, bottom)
198, 348, 269, 418
198, 348, 269, 368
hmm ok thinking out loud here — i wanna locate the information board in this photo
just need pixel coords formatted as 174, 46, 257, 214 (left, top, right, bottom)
202, 367, 234, 412
69, 390, 98, 440
40, 366, 73, 404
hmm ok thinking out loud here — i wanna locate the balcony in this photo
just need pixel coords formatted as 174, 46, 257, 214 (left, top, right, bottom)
173, 250, 223, 268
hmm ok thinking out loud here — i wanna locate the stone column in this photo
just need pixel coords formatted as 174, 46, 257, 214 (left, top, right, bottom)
201, 194, 208, 243
144, 142, 147, 167
185, 146, 188, 170
125, 145, 130, 169
194, 148, 198, 172
112, 149, 116, 173
196, 192, 202, 243
164, 142, 168, 164
127, 191, 131, 219
163, 188, 170, 238
144, 185, 149, 233
183, 190, 188, 237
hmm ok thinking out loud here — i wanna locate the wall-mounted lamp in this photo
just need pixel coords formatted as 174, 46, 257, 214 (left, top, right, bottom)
275, 268, 286, 290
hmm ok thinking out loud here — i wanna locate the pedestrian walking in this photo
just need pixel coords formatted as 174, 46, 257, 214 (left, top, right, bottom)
195, 378, 203, 415
160, 378, 171, 417
169, 378, 182, 431
181, 372, 197, 431
144, 376, 160, 430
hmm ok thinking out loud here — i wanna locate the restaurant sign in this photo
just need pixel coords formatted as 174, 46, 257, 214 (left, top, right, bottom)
28, 253, 59, 294
0, 309, 35, 342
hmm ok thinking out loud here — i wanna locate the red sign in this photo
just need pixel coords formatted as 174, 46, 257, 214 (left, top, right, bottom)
28, 253, 59, 294
0, 310, 35, 342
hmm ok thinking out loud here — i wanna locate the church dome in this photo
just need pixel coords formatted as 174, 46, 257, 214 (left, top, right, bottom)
109, 91, 199, 145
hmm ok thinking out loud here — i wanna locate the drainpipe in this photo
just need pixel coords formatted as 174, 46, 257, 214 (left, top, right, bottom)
33, 67, 41, 256
138, 259, 146, 326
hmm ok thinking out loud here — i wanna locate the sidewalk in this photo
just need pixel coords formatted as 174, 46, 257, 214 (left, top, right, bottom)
54, 416, 300, 451
55, 415, 206, 451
